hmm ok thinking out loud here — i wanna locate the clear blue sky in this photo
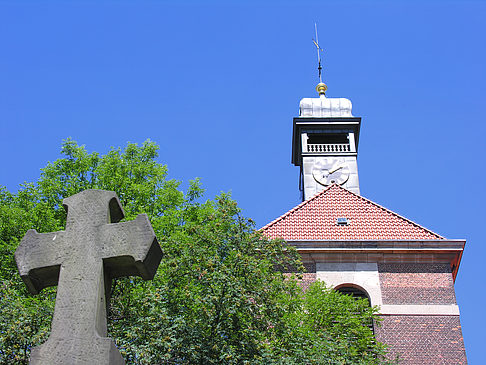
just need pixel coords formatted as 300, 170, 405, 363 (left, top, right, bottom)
1, 1, 484, 362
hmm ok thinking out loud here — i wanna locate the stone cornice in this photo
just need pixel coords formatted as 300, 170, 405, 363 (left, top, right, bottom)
287, 239, 465, 250
288, 239, 465, 281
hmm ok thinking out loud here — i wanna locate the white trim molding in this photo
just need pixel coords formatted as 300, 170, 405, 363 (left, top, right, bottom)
379, 304, 460, 316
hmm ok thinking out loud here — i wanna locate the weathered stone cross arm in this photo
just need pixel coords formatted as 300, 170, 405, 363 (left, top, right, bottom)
100, 214, 161, 281
16, 229, 67, 294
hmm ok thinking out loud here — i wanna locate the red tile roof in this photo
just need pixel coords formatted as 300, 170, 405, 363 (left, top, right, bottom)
261, 184, 443, 241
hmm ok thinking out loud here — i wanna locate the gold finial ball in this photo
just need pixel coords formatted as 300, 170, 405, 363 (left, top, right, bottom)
316, 82, 327, 95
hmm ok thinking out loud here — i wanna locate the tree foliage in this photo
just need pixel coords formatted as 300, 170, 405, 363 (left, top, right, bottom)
0, 139, 394, 364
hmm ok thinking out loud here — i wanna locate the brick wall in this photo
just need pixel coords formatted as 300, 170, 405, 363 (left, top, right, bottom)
377, 263, 466, 364
301, 262, 316, 290
378, 263, 456, 305
284, 262, 316, 290
294, 261, 467, 364
375, 315, 467, 365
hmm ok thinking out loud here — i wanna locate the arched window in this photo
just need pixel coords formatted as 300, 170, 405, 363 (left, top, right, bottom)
335, 284, 374, 333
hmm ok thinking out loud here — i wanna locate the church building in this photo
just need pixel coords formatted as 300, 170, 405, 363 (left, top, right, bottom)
261, 81, 467, 364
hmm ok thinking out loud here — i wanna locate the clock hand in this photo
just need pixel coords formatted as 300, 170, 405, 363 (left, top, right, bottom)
328, 165, 344, 174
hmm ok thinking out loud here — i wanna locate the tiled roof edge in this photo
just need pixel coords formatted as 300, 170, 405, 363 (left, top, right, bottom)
260, 184, 445, 239
259, 184, 335, 231
332, 184, 445, 239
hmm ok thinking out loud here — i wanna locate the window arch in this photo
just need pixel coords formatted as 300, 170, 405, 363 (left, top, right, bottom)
335, 284, 371, 305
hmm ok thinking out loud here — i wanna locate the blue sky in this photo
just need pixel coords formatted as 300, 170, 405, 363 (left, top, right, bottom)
1, 1, 484, 362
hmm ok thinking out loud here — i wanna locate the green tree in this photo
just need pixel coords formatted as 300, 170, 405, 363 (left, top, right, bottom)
0, 139, 394, 364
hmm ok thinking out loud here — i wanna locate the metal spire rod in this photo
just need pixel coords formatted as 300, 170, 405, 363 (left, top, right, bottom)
313, 23, 323, 83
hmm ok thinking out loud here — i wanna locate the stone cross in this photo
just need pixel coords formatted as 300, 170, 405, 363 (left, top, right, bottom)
15, 189, 162, 365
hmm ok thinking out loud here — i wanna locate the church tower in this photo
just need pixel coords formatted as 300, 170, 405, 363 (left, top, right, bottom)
262, 78, 467, 363
292, 82, 361, 199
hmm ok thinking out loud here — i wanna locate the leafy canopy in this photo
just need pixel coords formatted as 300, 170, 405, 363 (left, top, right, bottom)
0, 139, 393, 364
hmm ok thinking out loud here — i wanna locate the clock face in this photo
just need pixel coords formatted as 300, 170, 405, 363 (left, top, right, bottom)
312, 159, 350, 186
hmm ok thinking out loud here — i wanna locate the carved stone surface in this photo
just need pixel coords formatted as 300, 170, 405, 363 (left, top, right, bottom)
15, 189, 162, 365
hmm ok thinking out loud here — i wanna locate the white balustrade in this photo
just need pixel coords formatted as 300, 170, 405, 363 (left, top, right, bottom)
306, 143, 351, 153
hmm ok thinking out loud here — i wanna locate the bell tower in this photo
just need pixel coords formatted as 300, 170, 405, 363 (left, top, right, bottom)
292, 82, 361, 200
263, 33, 467, 362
